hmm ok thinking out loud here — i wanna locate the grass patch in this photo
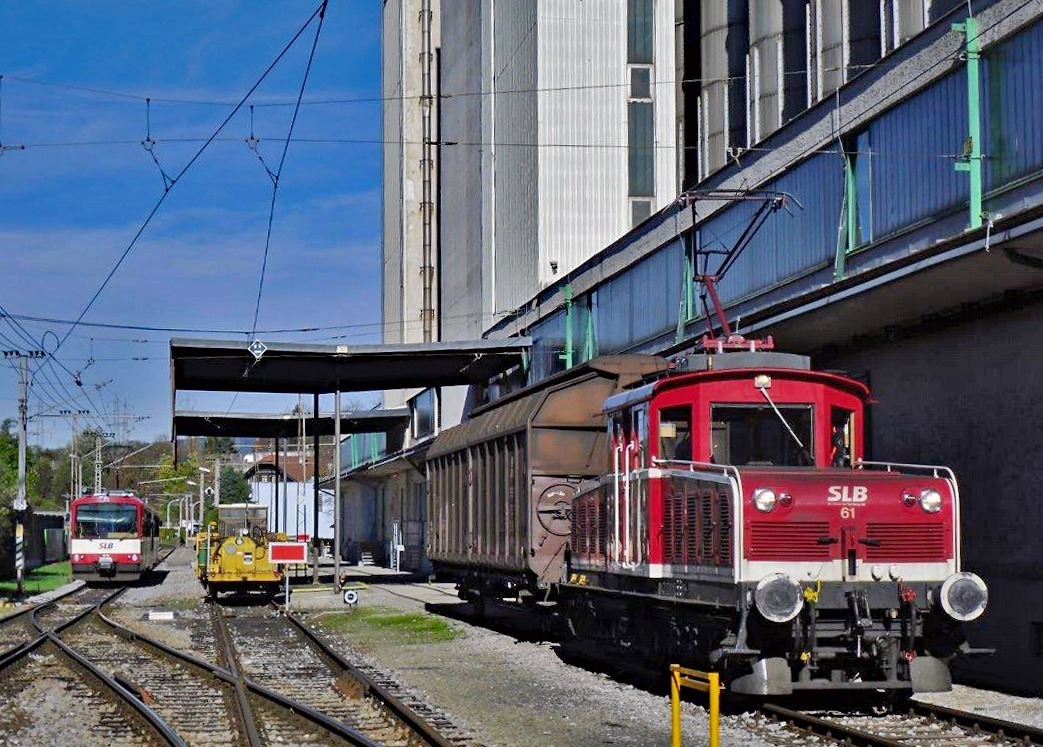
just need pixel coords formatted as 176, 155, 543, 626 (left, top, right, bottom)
0, 561, 70, 597
315, 605, 460, 648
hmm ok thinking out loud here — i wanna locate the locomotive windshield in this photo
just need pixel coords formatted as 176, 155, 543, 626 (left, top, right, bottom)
75, 503, 138, 539
711, 404, 813, 466
217, 504, 268, 536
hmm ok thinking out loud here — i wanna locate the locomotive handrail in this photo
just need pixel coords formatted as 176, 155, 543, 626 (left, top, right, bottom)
854, 459, 957, 482
856, 459, 962, 567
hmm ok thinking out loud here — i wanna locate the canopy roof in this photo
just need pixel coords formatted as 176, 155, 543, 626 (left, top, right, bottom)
170, 337, 531, 396
172, 409, 410, 440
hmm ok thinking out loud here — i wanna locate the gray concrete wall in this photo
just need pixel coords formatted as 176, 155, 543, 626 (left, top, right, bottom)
818, 297, 1043, 692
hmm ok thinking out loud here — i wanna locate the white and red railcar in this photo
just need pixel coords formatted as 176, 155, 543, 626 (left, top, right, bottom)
566, 351, 988, 695
70, 491, 161, 583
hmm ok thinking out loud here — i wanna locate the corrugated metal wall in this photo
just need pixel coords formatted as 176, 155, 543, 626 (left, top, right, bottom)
439, 0, 486, 341
984, 17, 1043, 191
870, 70, 967, 238
492, 0, 540, 315
537, 0, 628, 288
707, 152, 844, 305
653, 0, 679, 206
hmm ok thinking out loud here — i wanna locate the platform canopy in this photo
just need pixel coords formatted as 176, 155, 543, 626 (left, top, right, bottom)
170, 337, 531, 396
172, 409, 410, 440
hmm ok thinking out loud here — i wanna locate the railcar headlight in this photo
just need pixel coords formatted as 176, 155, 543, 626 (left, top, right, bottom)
752, 488, 777, 513
754, 573, 804, 623
919, 489, 943, 513
940, 572, 988, 622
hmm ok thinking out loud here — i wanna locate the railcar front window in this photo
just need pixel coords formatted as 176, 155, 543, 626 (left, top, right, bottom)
75, 504, 138, 539
711, 405, 813, 466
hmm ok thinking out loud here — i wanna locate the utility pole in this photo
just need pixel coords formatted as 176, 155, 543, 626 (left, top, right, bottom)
94, 433, 103, 493
4, 349, 45, 596
214, 458, 221, 509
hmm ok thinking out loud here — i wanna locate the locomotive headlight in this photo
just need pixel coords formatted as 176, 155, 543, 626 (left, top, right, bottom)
940, 572, 988, 621
919, 489, 943, 513
752, 488, 777, 513
754, 573, 804, 623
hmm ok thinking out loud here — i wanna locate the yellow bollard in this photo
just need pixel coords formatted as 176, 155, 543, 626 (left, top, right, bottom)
668, 664, 720, 747
708, 671, 720, 747
670, 667, 682, 747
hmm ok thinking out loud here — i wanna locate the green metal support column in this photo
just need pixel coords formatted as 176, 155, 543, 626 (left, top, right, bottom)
582, 300, 597, 361
676, 238, 696, 344
953, 16, 984, 230
558, 284, 574, 369
834, 157, 857, 281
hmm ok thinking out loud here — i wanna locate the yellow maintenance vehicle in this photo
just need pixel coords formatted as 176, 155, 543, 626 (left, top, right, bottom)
195, 503, 285, 598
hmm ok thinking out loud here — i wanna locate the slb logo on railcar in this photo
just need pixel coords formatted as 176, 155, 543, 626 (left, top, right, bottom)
827, 485, 869, 503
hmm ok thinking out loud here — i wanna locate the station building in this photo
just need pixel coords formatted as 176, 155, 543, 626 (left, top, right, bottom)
350, 0, 1043, 690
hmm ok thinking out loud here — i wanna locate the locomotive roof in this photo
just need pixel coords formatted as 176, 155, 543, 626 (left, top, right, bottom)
603, 355, 869, 413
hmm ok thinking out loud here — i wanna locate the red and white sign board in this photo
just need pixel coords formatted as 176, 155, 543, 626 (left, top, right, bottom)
269, 542, 308, 564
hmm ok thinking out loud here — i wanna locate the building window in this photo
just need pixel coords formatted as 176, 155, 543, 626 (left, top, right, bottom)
631, 199, 653, 226
411, 388, 436, 439
628, 101, 655, 197
627, 0, 655, 204
630, 66, 652, 101
627, 0, 654, 64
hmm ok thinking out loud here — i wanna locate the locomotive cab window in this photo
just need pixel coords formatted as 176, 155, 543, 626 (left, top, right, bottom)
711, 404, 813, 467
658, 406, 693, 461
830, 408, 855, 467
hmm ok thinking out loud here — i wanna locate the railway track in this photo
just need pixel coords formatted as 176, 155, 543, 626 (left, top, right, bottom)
760, 701, 1043, 746
0, 586, 185, 746
216, 602, 478, 747
63, 614, 242, 746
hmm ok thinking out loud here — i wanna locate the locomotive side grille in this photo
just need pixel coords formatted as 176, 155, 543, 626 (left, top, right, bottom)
686, 491, 699, 565
597, 491, 607, 556
865, 523, 947, 561
748, 521, 832, 560
717, 490, 731, 564
700, 493, 714, 564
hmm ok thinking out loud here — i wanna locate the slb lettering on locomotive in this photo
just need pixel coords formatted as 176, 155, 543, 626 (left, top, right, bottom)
827, 485, 869, 503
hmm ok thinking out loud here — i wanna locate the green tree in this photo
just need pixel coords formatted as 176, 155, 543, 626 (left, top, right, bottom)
219, 465, 250, 504
204, 436, 236, 455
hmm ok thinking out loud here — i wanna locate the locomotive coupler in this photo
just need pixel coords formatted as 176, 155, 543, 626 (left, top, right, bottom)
845, 590, 875, 659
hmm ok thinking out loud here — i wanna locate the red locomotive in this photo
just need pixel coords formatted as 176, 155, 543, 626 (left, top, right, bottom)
427, 349, 988, 696
565, 349, 987, 695
70, 491, 162, 583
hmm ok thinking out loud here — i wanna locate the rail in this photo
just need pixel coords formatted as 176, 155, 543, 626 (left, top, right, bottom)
283, 608, 461, 747
6, 587, 189, 747
210, 607, 385, 747
761, 701, 1043, 747
669, 664, 721, 747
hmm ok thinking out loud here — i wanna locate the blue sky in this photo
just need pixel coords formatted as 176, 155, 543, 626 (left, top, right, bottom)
0, 2, 383, 446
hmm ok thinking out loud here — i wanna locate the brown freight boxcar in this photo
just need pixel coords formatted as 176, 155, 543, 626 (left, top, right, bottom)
426, 355, 667, 605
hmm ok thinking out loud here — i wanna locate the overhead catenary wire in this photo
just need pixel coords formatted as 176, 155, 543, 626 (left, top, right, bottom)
251, 0, 329, 337
48, 0, 330, 360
